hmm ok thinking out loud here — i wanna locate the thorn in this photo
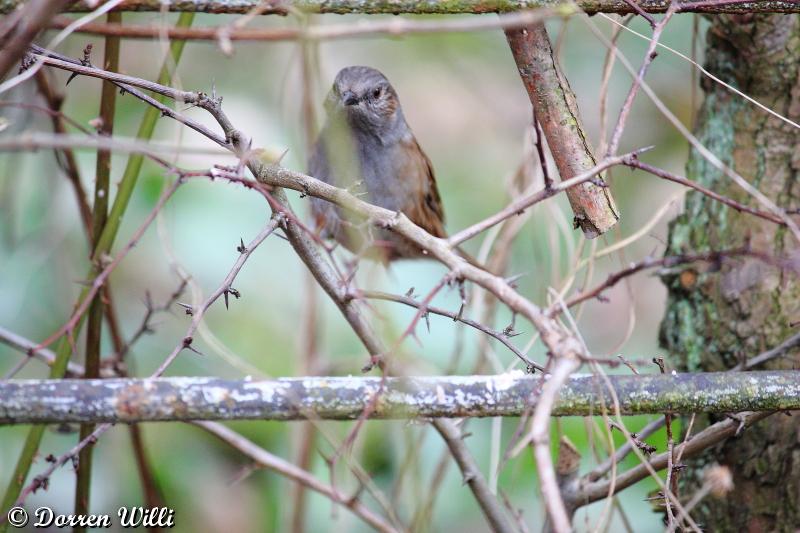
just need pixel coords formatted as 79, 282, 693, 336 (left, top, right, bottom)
454, 302, 464, 322
177, 302, 194, 316
273, 147, 290, 166
361, 354, 384, 373
184, 341, 204, 357
224, 287, 241, 309
505, 272, 527, 289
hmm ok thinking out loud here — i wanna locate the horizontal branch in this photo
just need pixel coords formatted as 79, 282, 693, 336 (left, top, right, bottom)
48, 8, 565, 41
2, 0, 798, 15
0, 0, 800, 15
1, 371, 798, 424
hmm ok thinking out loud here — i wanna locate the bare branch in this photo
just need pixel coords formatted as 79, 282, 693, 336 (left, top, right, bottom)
0, 0, 68, 79
569, 411, 773, 506
195, 421, 398, 533
353, 290, 545, 372
0, 326, 88, 378
1, 371, 798, 424
532, 357, 580, 533
48, 7, 567, 42
1, 0, 797, 15
432, 419, 514, 533
505, 23, 619, 238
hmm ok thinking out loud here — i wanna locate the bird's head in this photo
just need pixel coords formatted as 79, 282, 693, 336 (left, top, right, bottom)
324, 66, 402, 136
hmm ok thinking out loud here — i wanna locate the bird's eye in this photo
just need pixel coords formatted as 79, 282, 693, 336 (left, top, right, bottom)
372, 87, 382, 99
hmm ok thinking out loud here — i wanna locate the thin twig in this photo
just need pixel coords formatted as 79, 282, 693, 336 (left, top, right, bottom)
353, 290, 544, 372
448, 149, 648, 246
194, 421, 398, 533
49, 7, 567, 42
432, 420, 514, 533
605, 3, 676, 157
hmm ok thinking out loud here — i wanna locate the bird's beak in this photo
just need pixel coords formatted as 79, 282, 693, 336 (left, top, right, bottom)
342, 90, 359, 106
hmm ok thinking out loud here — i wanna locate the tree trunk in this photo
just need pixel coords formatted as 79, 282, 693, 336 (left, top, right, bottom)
660, 14, 800, 531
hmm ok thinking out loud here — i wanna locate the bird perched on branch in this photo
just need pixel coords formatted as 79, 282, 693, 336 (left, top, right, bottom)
309, 66, 458, 264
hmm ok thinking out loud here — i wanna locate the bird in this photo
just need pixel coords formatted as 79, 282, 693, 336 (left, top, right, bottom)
308, 66, 449, 264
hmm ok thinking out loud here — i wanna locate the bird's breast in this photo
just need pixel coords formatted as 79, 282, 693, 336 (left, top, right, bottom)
357, 139, 413, 213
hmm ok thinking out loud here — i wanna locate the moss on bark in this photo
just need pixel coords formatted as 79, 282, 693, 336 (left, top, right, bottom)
660, 13, 800, 532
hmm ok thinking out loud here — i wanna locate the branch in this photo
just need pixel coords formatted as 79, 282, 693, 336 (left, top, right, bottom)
0, 325, 88, 378
606, 3, 676, 157
432, 420, 514, 533
505, 23, 619, 238
532, 357, 581, 533
195, 421, 397, 533
626, 158, 787, 225
555, 247, 782, 311
353, 290, 545, 372
2, 0, 797, 15
566, 411, 772, 507
48, 8, 567, 41
0, 0, 68, 79
1, 370, 798, 424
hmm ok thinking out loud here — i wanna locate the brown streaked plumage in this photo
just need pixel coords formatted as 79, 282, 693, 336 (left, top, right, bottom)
308, 66, 446, 262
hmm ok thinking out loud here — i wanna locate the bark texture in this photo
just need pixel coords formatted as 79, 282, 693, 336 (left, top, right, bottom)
505, 24, 619, 238
3, 371, 799, 423
660, 14, 800, 531
2, 0, 800, 15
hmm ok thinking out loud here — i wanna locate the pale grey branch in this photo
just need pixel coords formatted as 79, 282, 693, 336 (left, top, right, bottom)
1, 370, 797, 424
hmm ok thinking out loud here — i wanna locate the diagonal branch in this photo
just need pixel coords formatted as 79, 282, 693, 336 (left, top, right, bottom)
0, 0, 69, 80
505, 23, 619, 238
195, 421, 398, 533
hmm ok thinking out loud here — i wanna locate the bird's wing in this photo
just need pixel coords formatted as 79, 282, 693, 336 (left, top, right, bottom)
398, 136, 447, 238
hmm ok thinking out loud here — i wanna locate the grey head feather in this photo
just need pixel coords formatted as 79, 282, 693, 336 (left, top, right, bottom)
324, 66, 408, 145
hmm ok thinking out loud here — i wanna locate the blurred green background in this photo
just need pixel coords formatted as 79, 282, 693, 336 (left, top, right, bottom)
1, 10, 701, 532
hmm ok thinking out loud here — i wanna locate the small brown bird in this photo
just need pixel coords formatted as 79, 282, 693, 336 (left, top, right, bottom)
309, 66, 446, 263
